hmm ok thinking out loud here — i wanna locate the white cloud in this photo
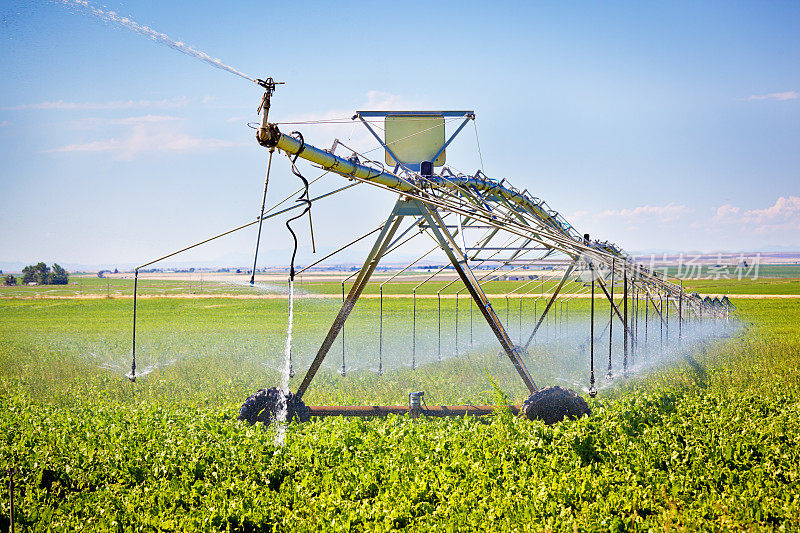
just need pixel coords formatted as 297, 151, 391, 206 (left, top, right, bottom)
711, 203, 740, 224
569, 196, 800, 250
742, 196, 800, 222
108, 115, 180, 125
50, 139, 117, 153
1, 97, 190, 111
710, 196, 800, 235
741, 91, 799, 101
46, 118, 241, 160
742, 196, 800, 234
66, 115, 180, 130
599, 202, 690, 223
363, 90, 413, 110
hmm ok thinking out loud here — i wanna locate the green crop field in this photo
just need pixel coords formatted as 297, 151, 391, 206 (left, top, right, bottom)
657, 263, 800, 279
1, 280, 799, 530
681, 277, 800, 295
3, 272, 800, 299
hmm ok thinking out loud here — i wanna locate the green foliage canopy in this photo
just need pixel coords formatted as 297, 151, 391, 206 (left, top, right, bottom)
20, 262, 68, 285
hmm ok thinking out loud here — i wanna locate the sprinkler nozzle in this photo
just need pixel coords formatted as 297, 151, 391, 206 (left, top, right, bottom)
256, 77, 284, 93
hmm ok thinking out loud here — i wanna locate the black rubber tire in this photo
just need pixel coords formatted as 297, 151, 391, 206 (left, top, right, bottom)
238, 387, 311, 427
520, 386, 591, 425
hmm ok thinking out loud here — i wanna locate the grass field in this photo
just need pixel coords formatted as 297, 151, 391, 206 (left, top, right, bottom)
1, 278, 799, 530
657, 263, 800, 279
3, 272, 800, 298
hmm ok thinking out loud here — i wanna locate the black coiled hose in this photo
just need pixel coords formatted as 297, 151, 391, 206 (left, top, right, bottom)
285, 131, 312, 281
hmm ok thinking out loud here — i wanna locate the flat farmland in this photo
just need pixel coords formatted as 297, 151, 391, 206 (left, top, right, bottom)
0, 278, 799, 530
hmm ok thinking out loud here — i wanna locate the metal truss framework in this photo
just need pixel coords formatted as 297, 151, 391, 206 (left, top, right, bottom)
255, 107, 729, 405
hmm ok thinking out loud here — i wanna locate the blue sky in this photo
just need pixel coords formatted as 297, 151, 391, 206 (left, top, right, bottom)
1, 0, 798, 269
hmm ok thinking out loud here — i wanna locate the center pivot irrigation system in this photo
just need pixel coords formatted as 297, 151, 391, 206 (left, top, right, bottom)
129, 78, 732, 425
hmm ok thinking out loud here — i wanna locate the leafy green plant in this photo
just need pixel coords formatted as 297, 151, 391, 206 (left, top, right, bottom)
0, 289, 799, 530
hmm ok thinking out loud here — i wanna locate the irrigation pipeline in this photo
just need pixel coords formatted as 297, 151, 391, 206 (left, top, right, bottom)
258, 123, 695, 308
70, 0, 728, 390
128, 95, 723, 388
307, 405, 521, 418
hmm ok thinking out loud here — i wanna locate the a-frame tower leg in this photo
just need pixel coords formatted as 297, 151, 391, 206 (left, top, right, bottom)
522, 263, 576, 351
294, 198, 407, 400
416, 200, 538, 394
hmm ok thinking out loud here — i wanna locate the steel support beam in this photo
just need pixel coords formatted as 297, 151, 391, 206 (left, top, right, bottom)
678, 282, 683, 341
589, 276, 596, 395
607, 259, 615, 377
417, 200, 538, 393
623, 271, 629, 374
295, 199, 407, 400
643, 287, 665, 324
307, 404, 520, 418
522, 263, 576, 350
595, 273, 635, 341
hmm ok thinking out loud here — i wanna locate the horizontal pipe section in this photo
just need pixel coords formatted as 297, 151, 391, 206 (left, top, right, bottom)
258, 124, 706, 313
261, 124, 412, 192
260, 124, 576, 240
307, 405, 520, 418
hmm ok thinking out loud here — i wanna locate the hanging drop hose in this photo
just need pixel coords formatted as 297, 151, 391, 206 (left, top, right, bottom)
249, 149, 274, 285
340, 281, 346, 377
589, 263, 597, 397
284, 131, 314, 281
129, 269, 139, 382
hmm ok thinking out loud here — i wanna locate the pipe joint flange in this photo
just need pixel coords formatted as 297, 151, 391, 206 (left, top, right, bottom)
257, 123, 282, 148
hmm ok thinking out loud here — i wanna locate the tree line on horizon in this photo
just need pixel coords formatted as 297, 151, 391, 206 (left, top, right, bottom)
3, 262, 69, 286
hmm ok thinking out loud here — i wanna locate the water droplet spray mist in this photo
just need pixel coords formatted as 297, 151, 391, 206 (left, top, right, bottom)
275, 280, 294, 446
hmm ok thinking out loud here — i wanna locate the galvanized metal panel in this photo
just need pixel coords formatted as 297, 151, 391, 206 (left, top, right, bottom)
384, 114, 446, 167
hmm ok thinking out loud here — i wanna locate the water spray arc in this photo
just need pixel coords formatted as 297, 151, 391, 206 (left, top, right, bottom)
59, 0, 257, 83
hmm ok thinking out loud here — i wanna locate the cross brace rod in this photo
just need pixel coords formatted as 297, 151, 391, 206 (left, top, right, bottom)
294, 199, 407, 400
643, 286, 665, 324
594, 273, 635, 341
522, 263, 575, 350
417, 200, 538, 393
